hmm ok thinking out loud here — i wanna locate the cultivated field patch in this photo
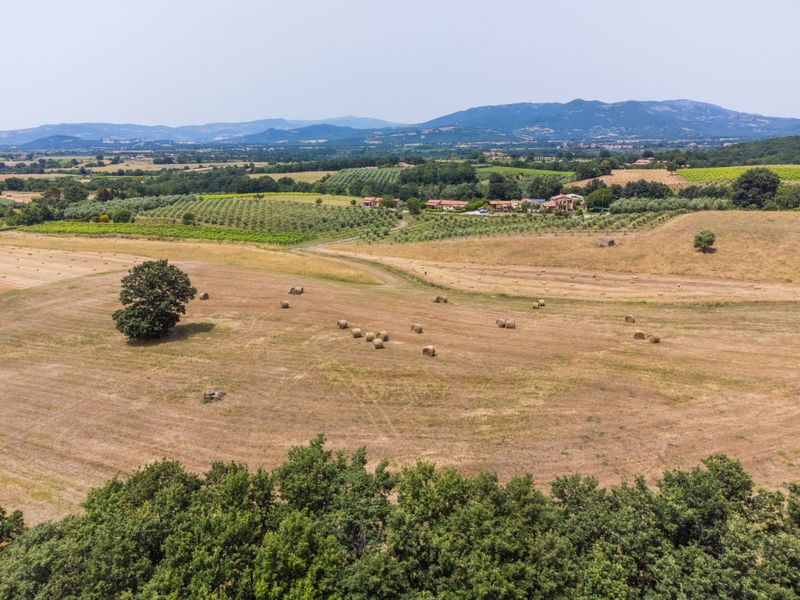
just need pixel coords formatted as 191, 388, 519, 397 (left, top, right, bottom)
678, 164, 800, 182
570, 168, 688, 188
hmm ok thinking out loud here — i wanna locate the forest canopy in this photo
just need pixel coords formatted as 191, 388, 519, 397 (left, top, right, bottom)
1, 437, 800, 599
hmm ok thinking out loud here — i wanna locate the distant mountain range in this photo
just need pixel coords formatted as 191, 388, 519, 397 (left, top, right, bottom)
0, 116, 401, 147
3, 100, 800, 150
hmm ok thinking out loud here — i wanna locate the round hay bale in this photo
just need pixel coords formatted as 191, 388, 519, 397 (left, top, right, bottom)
280, 300, 290, 309
625, 315, 636, 323
496, 319, 507, 328
337, 319, 349, 329
288, 286, 304, 295
378, 330, 389, 341
633, 330, 646, 340
351, 328, 363, 338
199, 292, 210, 300
504, 319, 516, 329
434, 295, 448, 304
423, 345, 437, 357
373, 338, 385, 349
648, 335, 661, 344
538, 299, 546, 307
365, 332, 376, 342
531, 301, 540, 309
411, 324, 424, 334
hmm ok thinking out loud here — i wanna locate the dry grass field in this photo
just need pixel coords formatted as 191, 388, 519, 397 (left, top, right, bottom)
1, 213, 800, 525
346, 212, 800, 286
570, 168, 688, 189
0, 191, 40, 203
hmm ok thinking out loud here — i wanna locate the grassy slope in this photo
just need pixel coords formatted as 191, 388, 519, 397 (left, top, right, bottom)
345, 211, 800, 283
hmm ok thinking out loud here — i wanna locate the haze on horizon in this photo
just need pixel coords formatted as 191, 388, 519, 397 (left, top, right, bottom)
3, 0, 799, 130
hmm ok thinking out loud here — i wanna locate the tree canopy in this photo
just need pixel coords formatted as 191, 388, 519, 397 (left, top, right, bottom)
732, 167, 781, 208
112, 259, 196, 339
2, 439, 800, 598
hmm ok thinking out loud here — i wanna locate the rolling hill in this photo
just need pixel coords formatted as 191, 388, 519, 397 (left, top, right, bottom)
3, 100, 800, 149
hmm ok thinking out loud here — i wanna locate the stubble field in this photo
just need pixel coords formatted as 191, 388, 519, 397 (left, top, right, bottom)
1, 212, 799, 525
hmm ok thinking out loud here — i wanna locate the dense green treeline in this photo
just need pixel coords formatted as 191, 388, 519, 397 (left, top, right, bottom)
2, 437, 800, 599
657, 136, 800, 168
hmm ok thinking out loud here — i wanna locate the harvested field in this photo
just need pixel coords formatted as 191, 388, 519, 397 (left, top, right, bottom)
2, 229, 800, 525
344, 212, 800, 286
570, 168, 688, 189
0, 191, 40, 203
0, 232, 381, 286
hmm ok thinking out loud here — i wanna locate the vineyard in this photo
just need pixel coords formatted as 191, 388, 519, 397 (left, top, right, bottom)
609, 197, 732, 213
200, 192, 357, 206
63, 195, 188, 220
392, 211, 681, 243
24, 222, 306, 244
678, 165, 800, 182
322, 167, 403, 188
140, 196, 399, 240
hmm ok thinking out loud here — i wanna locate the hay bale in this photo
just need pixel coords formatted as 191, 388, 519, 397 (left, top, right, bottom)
504, 319, 516, 329
597, 237, 616, 247
373, 338, 385, 349
280, 300, 290, 309
288, 286, 304, 295
337, 319, 349, 329
378, 330, 389, 341
496, 319, 507, 328
411, 324, 424, 334
365, 332, 376, 342
532, 301, 540, 309
648, 335, 661, 344
351, 328, 363, 338
199, 292, 210, 300
433, 295, 448, 304
625, 315, 636, 323
201, 390, 225, 403
423, 345, 437, 357
538, 299, 546, 307
633, 330, 646, 340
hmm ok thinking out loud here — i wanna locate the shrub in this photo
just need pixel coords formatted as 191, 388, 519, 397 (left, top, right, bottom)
98, 214, 110, 223
694, 229, 716, 253
111, 208, 132, 223
732, 167, 780, 209
112, 260, 196, 340
181, 212, 195, 225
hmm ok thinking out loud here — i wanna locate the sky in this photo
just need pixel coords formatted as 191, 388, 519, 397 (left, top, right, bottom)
2, 0, 799, 129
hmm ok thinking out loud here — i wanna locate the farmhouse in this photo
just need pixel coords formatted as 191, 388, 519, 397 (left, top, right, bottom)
482, 151, 507, 159
425, 199, 469, 211
540, 194, 580, 214
362, 197, 381, 207
488, 199, 538, 212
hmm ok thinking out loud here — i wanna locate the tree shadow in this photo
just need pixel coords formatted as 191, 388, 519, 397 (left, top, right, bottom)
126, 322, 216, 346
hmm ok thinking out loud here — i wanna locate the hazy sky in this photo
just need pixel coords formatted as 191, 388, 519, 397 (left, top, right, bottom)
3, 0, 798, 129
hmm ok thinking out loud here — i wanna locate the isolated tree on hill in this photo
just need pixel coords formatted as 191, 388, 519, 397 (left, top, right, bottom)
113, 260, 196, 340
694, 229, 716, 253
732, 167, 780, 209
